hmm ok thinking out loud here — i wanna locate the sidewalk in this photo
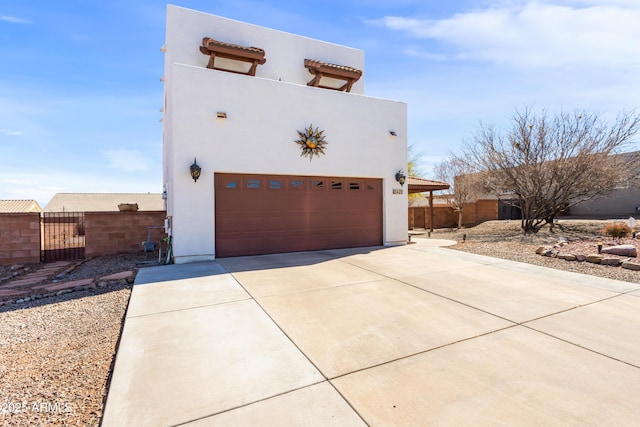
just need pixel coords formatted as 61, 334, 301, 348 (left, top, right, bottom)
102, 240, 640, 426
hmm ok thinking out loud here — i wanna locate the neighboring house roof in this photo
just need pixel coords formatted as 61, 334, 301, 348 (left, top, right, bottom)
0, 199, 42, 213
44, 193, 164, 212
407, 176, 450, 194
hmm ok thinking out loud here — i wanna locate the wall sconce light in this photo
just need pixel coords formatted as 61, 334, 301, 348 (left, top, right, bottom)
160, 44, 167, 53
190, 158, 201, 182
395, 169, 406, 186
216, 112, 227, 119
162, 190, 167, 200
389, 130, 397, 137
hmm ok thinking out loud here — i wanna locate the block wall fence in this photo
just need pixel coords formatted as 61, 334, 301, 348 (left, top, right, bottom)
84, 211, 167, 258
0, 213, 41, 265
409, 199, 499, 230
0, 211, 167, 266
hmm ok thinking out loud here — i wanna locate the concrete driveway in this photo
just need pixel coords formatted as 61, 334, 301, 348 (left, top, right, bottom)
102, 239, 640, 426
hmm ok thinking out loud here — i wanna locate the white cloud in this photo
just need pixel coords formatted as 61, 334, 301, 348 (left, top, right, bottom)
403, 45, 448, 62
0, 129, 23, 137
0, 15, 30, 24
375, 1, 640, 68
102, 149, 150, 172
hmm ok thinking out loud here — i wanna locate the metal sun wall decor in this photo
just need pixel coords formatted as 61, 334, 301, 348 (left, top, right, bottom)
295, 124, 328, 160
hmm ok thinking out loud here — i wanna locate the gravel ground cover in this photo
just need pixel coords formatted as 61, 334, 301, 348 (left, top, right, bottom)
0, 253, 156, 426
1, 219, 637, 425
427, 219, 640, 284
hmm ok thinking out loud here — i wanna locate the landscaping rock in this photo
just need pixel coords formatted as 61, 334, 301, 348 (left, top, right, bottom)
622, 261, 640, 271
536, 246, 555, 255
575, 254, 587, 262
586, 254, 602, 264
601, 244, 637, 257
558, 253, 577, 261
601, 258, 622, 267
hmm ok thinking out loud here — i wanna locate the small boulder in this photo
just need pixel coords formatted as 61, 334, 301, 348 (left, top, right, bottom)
601, 245, 637, 257
535, 246, 547, 255
575, 254, 587, 262
622, 261, 640, 271
558, 253, 577, 261
586, 254, 602, 264
601, 258, 622, 267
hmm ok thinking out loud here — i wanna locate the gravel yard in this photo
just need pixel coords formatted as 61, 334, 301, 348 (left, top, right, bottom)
428, 219, 640, 284
1, 254, 155, 426
1, 219, 638, 425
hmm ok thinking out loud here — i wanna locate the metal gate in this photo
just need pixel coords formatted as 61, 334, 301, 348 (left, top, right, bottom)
41, 212, 86, 262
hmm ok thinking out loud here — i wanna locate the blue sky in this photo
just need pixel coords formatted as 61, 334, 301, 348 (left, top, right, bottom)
1, 0, 639, 207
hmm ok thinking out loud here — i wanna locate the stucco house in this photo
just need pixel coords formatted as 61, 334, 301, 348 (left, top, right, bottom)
162, 5, 408, 263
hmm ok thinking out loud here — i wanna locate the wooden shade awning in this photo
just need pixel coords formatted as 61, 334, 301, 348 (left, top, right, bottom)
200, 37, 266, 76
304, 59, 363, 92
407, 176, 450, 194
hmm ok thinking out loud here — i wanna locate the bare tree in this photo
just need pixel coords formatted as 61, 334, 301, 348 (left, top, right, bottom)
434, 157, 483, 228
461, 108, 640, 233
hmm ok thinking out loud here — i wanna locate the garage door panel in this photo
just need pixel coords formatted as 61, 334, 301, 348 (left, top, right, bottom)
215, 173, 382, 257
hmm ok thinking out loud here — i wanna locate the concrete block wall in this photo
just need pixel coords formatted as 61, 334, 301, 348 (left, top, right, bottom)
85, 211, 166, 257
472, 199, 499, 224
409, 199, 499, 230
0, 213, 41, 265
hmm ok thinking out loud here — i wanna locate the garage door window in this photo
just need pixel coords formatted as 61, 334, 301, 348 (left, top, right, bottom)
291, 179, 305, 190
246, 179, 261, 189
269, 179, 283, 189
331, 181, 342, 190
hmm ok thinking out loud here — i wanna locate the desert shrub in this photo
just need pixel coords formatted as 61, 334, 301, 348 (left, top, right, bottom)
601, 223, 631, 238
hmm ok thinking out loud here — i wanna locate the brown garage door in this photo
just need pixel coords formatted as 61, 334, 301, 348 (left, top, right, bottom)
215, 173, 382, 257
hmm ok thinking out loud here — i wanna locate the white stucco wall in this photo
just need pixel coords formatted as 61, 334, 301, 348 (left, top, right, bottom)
163, 6, 407, 263
164, 5, 365, 94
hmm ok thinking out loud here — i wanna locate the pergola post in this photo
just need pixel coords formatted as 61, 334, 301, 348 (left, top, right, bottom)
429, 190, 434, 232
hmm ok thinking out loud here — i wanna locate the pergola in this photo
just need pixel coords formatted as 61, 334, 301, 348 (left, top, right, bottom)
408, 176, 450, 232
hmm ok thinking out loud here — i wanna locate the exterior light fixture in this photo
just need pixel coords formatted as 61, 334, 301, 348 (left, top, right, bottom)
190, 158, 201, 182
389, 130, 397, 137
395, 170, 406, 186
216, 112, 227, 119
